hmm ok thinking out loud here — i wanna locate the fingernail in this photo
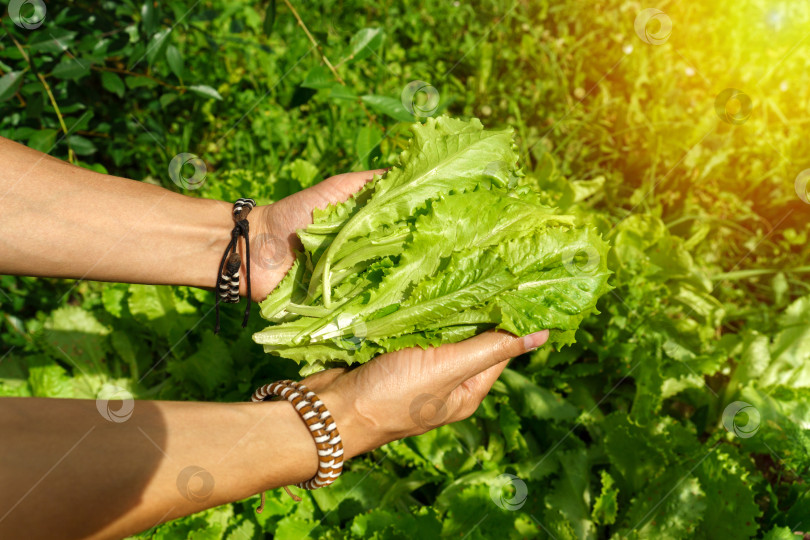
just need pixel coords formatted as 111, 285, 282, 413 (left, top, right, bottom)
523, 330, 549, 351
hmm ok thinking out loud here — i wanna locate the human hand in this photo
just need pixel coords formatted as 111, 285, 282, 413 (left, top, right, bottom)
299, 329, 550, 459
246, 169, 386, 302
245, 168, 549, 459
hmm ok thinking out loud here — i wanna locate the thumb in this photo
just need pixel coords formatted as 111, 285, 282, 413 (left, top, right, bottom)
437, 329, 549, 385
315, 169, 387, 201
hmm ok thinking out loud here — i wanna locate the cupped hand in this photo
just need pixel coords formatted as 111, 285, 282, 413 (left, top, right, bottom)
302, 329, 550, 459
246, 169, 549, 458
246, 169, 386, 302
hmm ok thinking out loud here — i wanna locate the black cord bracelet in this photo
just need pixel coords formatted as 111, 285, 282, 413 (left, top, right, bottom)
215, 198, 256, 334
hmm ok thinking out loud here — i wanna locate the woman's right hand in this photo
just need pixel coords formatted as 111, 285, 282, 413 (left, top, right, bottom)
302, 329, 550, 459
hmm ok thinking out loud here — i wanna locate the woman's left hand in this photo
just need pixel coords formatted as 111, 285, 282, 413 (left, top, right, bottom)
246, 169, 385, 301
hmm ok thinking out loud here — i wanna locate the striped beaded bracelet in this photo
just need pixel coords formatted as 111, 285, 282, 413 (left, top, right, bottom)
214, 198, 256, 334
250, 380, 344, 511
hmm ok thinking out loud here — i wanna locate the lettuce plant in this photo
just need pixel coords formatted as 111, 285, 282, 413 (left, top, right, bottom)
254, 117, 611, 374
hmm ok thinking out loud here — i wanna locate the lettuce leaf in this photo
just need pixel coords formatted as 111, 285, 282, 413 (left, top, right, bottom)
254, 116, 612, 373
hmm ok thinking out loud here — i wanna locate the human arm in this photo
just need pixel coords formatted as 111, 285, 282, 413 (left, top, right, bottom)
0, 329, 548, 539
0, 135, 550, 538
0, 135, 380, 301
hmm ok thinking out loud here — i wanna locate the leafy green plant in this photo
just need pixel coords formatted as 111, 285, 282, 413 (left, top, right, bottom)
1, 0, 808, 538
255, 116, 611, 373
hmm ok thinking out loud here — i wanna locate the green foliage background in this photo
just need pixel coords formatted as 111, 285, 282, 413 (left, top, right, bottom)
1, 0, 809, 538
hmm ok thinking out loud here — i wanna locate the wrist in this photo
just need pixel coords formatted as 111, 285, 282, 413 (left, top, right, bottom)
180, 196, 274, 301
244, 400, 320, 487
166, 195, 235, 291
318, 388, 383, 460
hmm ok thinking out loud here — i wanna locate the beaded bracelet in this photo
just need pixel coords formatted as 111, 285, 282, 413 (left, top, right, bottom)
250, 380, 344, 511
214, 198, 256, 334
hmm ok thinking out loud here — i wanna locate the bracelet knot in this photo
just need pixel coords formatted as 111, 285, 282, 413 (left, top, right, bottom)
215, 197, 256, 333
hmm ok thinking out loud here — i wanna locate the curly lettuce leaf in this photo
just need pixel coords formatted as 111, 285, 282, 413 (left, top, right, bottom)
254, 116, 612, 372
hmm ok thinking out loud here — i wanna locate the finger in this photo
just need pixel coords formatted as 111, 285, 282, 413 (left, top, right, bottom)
317, 169, 387, 201
271, 169, 386, 236
444, 358, 510, 423
459, 358, 511, 398
437, 329, 549, 385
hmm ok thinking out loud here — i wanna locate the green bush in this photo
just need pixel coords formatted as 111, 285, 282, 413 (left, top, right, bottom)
1, 0, 808, 538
